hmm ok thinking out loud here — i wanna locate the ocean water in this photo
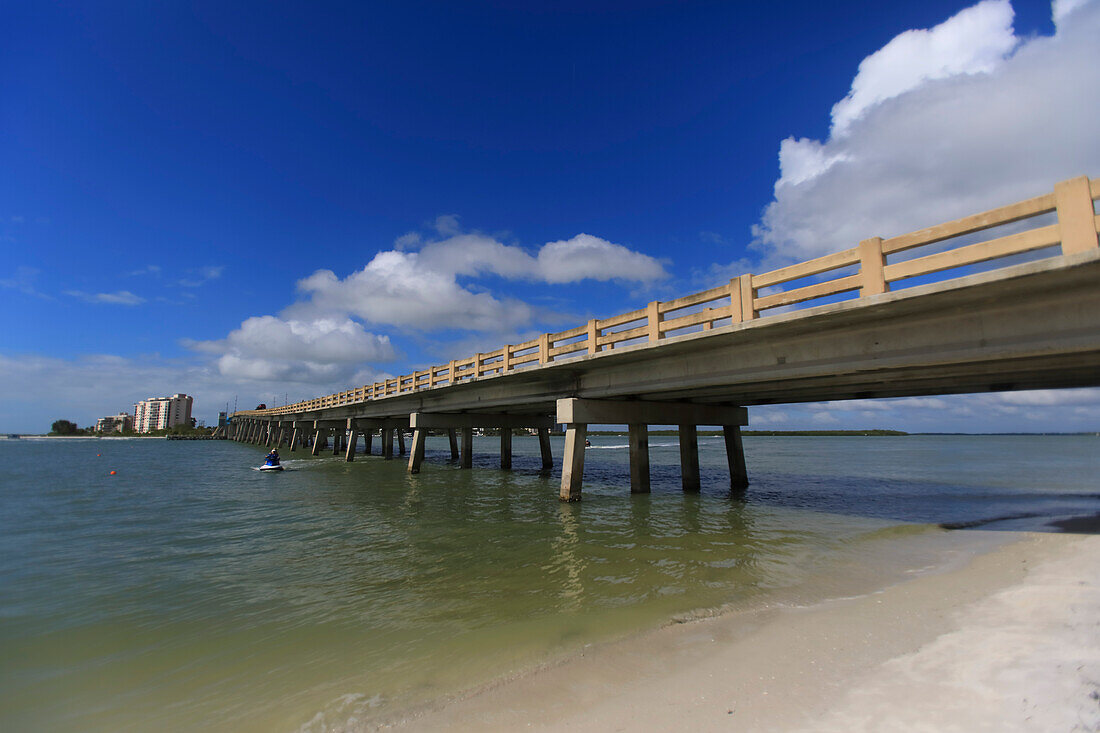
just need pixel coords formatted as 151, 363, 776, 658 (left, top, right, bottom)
1, 434, 1097, 731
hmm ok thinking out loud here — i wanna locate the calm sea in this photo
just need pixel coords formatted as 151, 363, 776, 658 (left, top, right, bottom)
1, 434, 1097, 731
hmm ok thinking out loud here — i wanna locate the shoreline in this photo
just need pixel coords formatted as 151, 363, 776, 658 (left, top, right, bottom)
373, 529, 1100, 732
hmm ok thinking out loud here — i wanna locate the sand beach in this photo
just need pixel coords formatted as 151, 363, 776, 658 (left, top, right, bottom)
388, 530, 1100, 732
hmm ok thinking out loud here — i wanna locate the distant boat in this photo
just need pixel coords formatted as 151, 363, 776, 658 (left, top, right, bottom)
7, 434, 19, 440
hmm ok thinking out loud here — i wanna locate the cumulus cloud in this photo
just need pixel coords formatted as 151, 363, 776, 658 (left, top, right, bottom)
537, 234, 668, 284
753, 0, 1100, 265
293, 252, 537, 332
187, 315, 395, 383
289, 226, 666, 332
64, 289, 145, 305
829, 0, 1018, 137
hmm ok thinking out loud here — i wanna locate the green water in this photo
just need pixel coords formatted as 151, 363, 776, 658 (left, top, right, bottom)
1, 434, 1097, 731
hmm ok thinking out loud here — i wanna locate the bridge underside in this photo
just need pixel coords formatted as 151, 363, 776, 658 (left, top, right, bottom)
232, 251, 1100, 499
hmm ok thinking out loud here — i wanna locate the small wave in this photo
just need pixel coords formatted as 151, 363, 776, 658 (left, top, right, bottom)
939, 512, 1044, 530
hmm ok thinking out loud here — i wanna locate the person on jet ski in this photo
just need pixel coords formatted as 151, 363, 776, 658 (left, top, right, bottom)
265, 448, 280, 466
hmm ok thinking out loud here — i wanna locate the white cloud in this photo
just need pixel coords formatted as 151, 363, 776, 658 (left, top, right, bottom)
753, 0, 1100, 265
65, 289, 145, 305
188, 315, 395, 383
1053, 0, 1091, 22
293, 252, 537, 332
830, 0, 1018, 137
537, 234, 668, 284
288, 226, 666, 332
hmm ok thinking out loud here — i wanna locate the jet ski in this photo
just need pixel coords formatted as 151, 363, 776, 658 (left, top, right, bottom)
260, 451, 284, 471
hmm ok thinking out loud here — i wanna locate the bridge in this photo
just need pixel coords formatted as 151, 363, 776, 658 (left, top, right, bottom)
228, 176, 1100, 500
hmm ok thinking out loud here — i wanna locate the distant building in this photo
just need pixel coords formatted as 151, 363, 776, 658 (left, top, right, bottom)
133, 394, 194, 433
95, 413, 134, 433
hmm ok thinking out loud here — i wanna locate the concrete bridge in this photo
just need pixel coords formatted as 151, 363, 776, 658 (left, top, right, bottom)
229, 176, 1100, 500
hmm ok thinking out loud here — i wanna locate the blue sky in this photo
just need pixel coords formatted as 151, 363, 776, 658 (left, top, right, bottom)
2, 0, 1098, 432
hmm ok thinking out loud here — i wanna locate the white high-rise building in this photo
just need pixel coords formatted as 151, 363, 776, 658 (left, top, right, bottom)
133, 394, 193, 432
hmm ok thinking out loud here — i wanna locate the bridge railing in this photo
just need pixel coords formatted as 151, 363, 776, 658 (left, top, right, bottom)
242, 176, 1099, 417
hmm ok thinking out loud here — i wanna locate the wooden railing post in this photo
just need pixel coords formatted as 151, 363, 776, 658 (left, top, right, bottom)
739, 274, 756, 321
587, 319, 599, 354
448, 360, 456, 384
1054, 176, 1098, 254
502, 345, 512, 372
858, 236, 888, 296
539, 333, 551, 365
646, 301, 662, 342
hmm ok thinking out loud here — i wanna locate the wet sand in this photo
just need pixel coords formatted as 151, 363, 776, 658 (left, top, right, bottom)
381, 531, 1100, 732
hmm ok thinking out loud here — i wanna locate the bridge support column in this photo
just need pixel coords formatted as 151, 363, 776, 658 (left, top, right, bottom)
289, 426, 299, 452
560, 423, 587, 502
345, 426, 359, 462
311, 429, 326, 456
332, 430, 343, 456
724, 425, 748, 492
628, 423, 650, 494
382, 429, 394, 459
397, 429, 406, 456
460, 427, 473, 468
500, 430, 512, 470
679, 424, 700, 493
556, 399, 747, 501
364, 429, 373, 455
538, 428, 553, 470
408, 429, 427, 473
448, 429, 459, 461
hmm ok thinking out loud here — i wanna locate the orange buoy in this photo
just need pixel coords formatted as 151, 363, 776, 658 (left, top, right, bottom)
110, 470, 117, 475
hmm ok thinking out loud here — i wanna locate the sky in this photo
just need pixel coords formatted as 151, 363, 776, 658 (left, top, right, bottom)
2, 0, 1099, 433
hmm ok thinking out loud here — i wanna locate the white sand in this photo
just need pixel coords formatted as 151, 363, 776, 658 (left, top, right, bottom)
380, 532, 1100, 732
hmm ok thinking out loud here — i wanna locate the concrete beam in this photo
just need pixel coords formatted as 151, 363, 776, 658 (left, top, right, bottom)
349, 417, 410, 430
538, 427, 553, 470
410, 412, 556, 429
557, 398, 747, 426
560, 424, 587, 501
725, 425, 749, 491
407, 429, 427, 473
460, 427, 473, 468
679, 424, 700, 492
628, 424, 650, 494
447, 429, 459, 460
314, 419, 347, 429
345, 429, 358, 462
